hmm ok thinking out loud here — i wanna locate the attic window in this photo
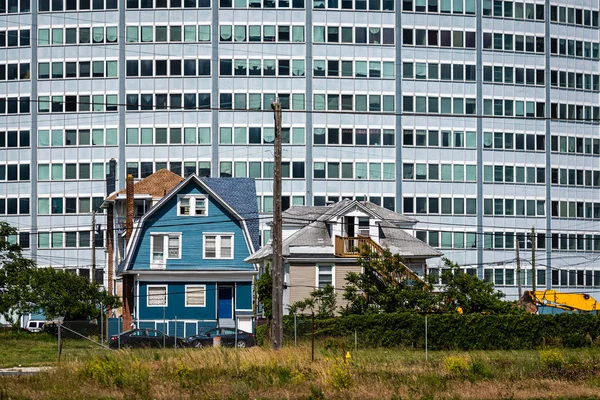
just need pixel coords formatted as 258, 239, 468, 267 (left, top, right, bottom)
178, 195, 207, 216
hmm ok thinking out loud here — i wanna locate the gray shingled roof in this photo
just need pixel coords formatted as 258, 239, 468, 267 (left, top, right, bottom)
200, 178, 260, 252
245, 200, 440, 262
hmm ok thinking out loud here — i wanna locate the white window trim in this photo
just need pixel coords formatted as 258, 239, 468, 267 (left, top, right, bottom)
177, 194, 208, 216
147, 285, 168, 307
185, 285, 207, 307
316, 264, 335, 289
150, 233, 182, 267
202, 233, 235, 259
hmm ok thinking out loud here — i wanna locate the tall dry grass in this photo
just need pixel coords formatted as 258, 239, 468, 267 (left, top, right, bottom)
2, 345, 600, 399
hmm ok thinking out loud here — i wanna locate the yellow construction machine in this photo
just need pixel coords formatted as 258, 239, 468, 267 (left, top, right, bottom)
520, 290, 600, 314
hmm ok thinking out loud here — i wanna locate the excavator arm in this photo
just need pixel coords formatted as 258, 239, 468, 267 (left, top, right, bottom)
521, 290, 600, 313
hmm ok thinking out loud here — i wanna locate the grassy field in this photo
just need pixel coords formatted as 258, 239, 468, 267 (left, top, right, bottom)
2, 333, 600, 399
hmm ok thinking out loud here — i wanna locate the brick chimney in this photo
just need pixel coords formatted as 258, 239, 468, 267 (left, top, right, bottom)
125, 174, 134, 245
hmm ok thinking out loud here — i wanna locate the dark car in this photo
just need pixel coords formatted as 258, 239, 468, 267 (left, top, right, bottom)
109, 329, 187, 349
186, 328, 255, 348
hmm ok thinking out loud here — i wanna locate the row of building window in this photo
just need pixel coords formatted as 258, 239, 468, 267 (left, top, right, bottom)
127, 59, 210, 77
219, 127, 306, 145
481, 99, 545, 118
402, 0, 474, 14
550, 70, 600, 91
313, 93, 395, 112
38, 95, 118, 113
220, 93, 305, 111
220, 25, 306, 43
314, 58, 397, 79
406, 197, 477, 215
127, 0, 211, 8
550, 37, 600, 59
37, 197, 104, 215
38, 163, 110, 181
550, 135, 600, 155
312, 161, 395, 180
219, 161, 306, 178
39, 61, 118, 80
402, 129, 476, 148
0, 164, 30, 181
550, 5, 599, 27
38, 231, 104, 249
126, 25, 211, 43
402, 28, 476, 48
220, 58, 305, 77
0, 29, 30, 47
550, 168, 600, 187
482, 32, 544, 53
483, 0, 544, 20
0, 0, 29, 13
0, 198, 30, 215
549, 103, 600, 122
126, 161, 210, 178
38, 27, 118, 46
482, 165, 545, 184
403, 62, 476, 82
483, 66, 544, 86
0, 130, 30, 148
39, 0, 117, 11
38, 128, 118, 147
403, 163, 477, 182
402, 95, 476, 115
0, 63, 30, 81
417, 231, 548, 250
314, 25, 394, 45
313, 128, 395, 146
483, 131, 545, 151
126, 93, 211, 110
551, 201, 600, 220
482, 268, 600, 288
483, 198, 546, 216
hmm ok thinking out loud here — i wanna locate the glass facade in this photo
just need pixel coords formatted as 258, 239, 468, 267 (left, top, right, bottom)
0, 0, 599, 297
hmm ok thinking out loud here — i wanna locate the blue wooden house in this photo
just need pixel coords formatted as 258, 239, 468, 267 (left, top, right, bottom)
116, 173, 259, 337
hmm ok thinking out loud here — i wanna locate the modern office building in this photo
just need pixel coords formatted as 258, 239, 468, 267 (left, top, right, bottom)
1, 0, 598, 299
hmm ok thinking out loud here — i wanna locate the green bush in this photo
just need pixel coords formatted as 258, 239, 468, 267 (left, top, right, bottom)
539, 350, 564, 371
282, 313, 600, 350
256, 324, 267, 346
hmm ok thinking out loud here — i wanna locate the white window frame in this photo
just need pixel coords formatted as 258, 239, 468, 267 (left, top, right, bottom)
202, 233, 234, 259
147, 285, 168, 307
316, 264, 335, 288
150, 233, 182, 268
185, 285, 207, 307
177, 195, 208, 216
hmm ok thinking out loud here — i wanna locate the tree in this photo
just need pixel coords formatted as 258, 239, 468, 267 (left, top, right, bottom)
256, 262, 273, 319
342, 246, 438, 315
436, 258, 517, 314
0, 222, 121, 322
31, 268, 121, 320
0, 222, 37, 324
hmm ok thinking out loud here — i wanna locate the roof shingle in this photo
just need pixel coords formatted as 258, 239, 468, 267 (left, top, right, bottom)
105, 169, 184, 201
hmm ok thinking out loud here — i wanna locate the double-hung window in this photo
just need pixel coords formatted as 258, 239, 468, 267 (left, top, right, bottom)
178, 195, 207, 216
203, 234, 234, 259
151, 233, 181, 268
317, 265, 333, 288
147, 285, 167, 307
185, 285, 206, 307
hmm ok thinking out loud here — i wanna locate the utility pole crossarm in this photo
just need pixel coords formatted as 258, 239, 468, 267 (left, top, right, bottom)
271, 99, 284, 349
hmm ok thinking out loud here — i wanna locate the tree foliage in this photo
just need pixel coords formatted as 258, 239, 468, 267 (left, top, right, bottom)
289, 285, 337, 319
342, 247, 518, 315
256, 262, 273, 319
0, 222, 121, 323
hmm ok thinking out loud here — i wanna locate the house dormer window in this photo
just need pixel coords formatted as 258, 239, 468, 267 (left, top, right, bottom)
203, 233, 234, 259
178, 195, 207, 216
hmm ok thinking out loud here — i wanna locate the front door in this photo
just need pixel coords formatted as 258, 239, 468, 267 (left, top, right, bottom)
218, 286, 233, 319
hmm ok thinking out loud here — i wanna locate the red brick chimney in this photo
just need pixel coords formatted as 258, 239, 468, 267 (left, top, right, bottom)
122, 174, 135, 330
125, 174, 134, 245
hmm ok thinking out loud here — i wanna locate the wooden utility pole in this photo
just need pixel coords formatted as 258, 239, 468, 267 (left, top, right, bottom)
271, 99, 284, 349
91, 211, 96, 282
531, 227, 536, 292
516, 235, 522, 299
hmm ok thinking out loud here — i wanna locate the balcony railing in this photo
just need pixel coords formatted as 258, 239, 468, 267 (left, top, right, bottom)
334, 235, 384, 258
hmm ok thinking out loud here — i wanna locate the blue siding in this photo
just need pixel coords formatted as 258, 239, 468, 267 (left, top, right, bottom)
168, 321, 185, 338
138, 282, 217, 321
236, 282, 253, 310
139, 321, 154, 330
130, 180, 254, 272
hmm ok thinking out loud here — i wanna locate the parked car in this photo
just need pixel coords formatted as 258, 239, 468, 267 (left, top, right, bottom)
186, 328, 255, 348
25, 320, 46, 333
109, 329, 188, 349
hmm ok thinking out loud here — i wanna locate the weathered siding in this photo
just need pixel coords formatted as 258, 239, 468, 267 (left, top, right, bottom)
130, 180, 254, 271
289, 265, 315, 307
335, 264, 360, 311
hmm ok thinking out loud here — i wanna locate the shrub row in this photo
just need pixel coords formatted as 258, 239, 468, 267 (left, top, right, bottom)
277, 313, 600, 350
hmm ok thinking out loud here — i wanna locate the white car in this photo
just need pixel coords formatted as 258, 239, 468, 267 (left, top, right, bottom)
25, 320, 46, 333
